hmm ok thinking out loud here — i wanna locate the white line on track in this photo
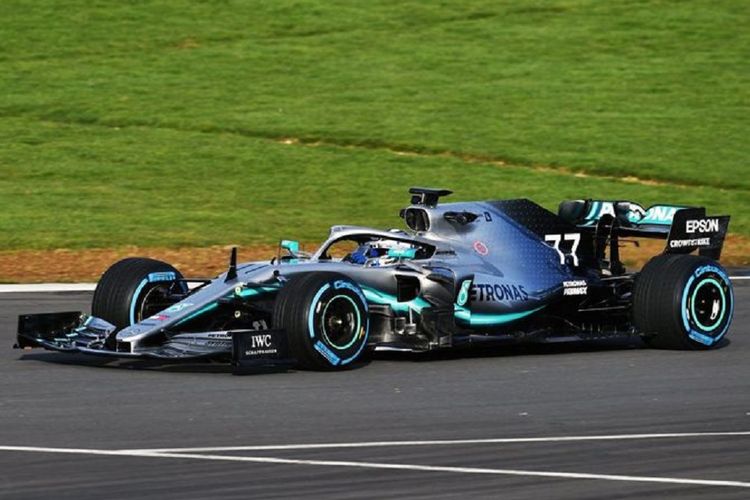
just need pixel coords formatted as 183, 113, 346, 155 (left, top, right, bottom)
128, 430, 750, 453
0, 283, 96, 293
0, 445, 748, 489
0, 282, 214, 293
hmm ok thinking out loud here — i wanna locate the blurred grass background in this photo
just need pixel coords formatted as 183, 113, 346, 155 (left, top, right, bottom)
1, 0, 747, 249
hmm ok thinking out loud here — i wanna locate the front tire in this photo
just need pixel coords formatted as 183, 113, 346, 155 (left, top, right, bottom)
273, 272, 370, 370
92, 257, 186, 330
633, 254, 734, 349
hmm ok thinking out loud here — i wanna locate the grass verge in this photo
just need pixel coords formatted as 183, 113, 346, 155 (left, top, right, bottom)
1, 118, 748, 250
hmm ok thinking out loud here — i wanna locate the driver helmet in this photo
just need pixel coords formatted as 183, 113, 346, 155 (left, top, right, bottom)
347, 239, 415, 266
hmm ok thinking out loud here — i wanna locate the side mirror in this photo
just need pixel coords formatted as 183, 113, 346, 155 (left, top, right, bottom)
280, 240, 300, 254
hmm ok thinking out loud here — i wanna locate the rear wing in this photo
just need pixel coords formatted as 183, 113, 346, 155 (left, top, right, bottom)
558, 200, 730, 259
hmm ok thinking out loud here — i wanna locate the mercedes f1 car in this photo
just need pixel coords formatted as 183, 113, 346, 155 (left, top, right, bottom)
16, 188, 734, 372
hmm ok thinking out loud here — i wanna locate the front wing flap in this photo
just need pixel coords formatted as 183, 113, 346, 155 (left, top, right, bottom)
16, 312, 109, 352
15, 312, 295, 371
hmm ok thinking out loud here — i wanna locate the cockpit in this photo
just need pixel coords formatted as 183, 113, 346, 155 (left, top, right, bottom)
314, 229, 435, 267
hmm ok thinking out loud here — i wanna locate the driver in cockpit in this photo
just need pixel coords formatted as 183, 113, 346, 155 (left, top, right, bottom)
344, 240, 413, 266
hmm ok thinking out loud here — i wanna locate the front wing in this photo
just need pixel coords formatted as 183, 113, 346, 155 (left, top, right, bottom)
15, 312, 295, 372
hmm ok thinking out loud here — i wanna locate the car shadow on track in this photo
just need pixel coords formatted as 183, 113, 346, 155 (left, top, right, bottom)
14, 351, 375, 375
368, 337, 731, 363
15, 351, 241, 374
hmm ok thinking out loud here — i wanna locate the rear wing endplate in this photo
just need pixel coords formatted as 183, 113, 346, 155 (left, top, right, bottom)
666, 208, 730, 260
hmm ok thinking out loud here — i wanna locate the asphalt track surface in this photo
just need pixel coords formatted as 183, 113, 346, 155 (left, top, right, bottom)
0, 285, 748, 499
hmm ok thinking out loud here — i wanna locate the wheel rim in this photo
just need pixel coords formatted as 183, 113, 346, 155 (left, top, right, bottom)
690, 278, 726, 333
136, 284, 176, 322
320, 295, 361, 350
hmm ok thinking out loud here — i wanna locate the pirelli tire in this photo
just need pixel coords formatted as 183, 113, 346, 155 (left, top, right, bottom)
273, 272, 370, 370
633, 254, 734, 350
92, 257, 186, 330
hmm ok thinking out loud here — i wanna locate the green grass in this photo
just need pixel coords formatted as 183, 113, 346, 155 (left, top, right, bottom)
2, 117, 747, 249
0, 0, 748, 250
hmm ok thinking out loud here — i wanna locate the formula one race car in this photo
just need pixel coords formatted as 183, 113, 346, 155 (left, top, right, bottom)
16, 188, 734, 372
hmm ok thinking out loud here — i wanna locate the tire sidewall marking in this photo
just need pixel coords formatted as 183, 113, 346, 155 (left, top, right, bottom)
129, 278, 151, 325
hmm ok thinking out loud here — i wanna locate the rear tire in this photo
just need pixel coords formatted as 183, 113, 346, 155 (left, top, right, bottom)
633, 254, 734, 349
92, 258, 186, 330
273, 272, 370, 370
